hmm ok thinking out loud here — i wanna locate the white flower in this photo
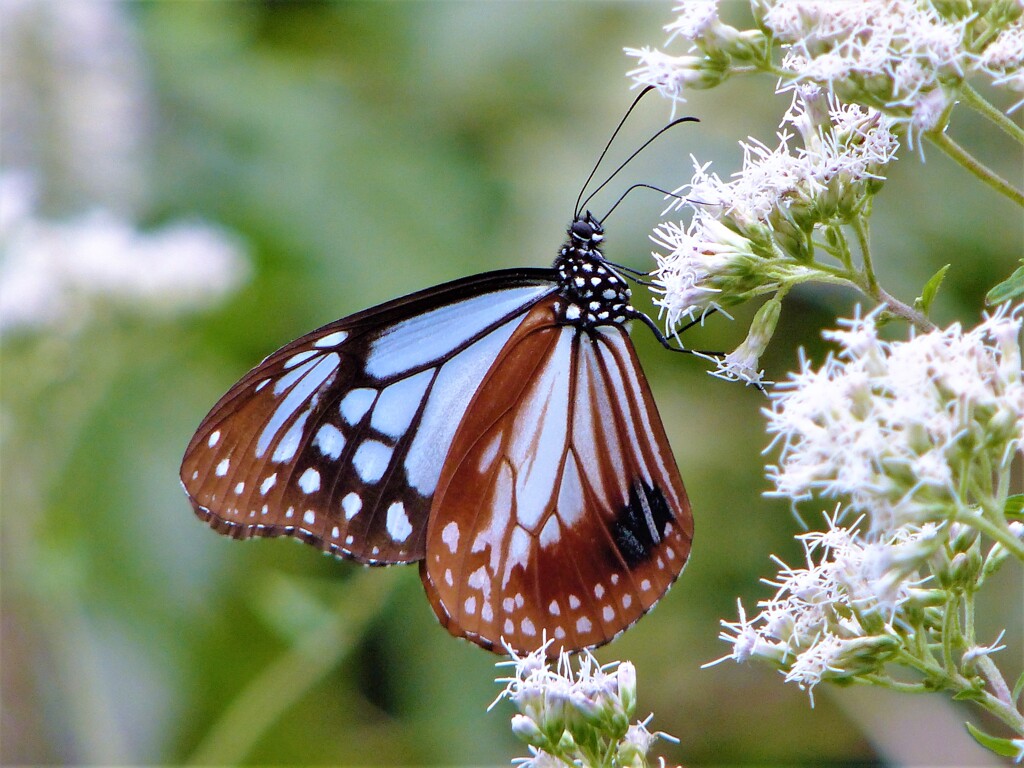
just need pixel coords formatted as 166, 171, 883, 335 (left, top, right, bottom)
624, 48, 717, 107
495, 643, 672, 767
0, 175, 248, 336
1012, 736, 1024, 763
2, 0, 153, 212
764, 305, 1024, 531
709, 297, 781, 386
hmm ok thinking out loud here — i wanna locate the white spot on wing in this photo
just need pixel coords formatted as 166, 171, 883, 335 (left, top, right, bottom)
303, 510, 316, 525
386, 501, 412, 542
441, 522, 460, 554
371, 370, 433, 439
548, 600, 560, 616
539, 516, 560, 548
208, 430, 220, 447
260, 473, 277, 495
340, 388, 376, 425
353, 440, 393, 484
509, 329, 572, 530
569, 594, 580, 609
602, 605, 614, 622
215, 459, 230, 477
314, 330, 349, 348
521, 618, 536, 636
464, 596, 476, 615
271, 409, 311, 463
576, 616, 592, 633
342, 492, 362, 520
477, 432, 502, 474
298, 467, 320, 494
284, 350, 317, 369
623, 594, 632, 608
594, 584, 605, 599
313, 424, 345, 459
502, 526, 532, 587
234, 482, 245, 494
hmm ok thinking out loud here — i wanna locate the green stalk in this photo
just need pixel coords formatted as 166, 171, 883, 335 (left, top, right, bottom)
927, 130, 1024, 207
960, 83, 1024, 146
185, 570, 400, 766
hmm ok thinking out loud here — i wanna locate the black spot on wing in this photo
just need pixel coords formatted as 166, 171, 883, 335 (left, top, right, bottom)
611, 480, 672, 568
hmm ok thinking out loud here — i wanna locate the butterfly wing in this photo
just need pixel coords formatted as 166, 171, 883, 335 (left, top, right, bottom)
419, 298, 693, 654
180, 269, 558, 564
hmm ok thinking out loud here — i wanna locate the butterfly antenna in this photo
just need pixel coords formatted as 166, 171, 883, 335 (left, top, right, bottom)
581, 115, 700, 217
601, 183, 683, 223
574, 86, 656, 217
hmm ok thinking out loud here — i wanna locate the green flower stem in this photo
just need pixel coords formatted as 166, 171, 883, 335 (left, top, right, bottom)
860, 674, 929, 694
976, 654, 1015, 709
891, 648, 1023, 734
960, 82, 1024, 146
185, 569, 401, 766
941, 594, 959, 675
849, 216, 878, 293
954, 509, 1024, 562
926, 129, 1024, 207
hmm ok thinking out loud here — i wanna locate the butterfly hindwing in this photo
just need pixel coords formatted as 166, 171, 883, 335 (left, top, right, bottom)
180, 270, 558, 564
420, 298, 693, 654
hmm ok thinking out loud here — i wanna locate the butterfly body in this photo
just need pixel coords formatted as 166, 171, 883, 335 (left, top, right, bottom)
181, 212, 692, 655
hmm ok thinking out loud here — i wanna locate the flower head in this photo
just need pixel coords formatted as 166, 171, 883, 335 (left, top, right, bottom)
764, 306, 1024, 532
0, 173, 248, 336
495, 642, 673, 768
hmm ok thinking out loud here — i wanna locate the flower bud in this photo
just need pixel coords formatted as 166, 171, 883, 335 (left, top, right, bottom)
615, 662, 638, 720
511, 714, 546, 747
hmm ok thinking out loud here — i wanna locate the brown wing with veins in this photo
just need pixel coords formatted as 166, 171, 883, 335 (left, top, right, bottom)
420, 298, 693, 655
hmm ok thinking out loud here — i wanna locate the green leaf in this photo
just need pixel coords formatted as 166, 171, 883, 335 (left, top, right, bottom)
1013, 669, 1024, 705
1005, 494, 1024, 520
986, 261, 1024, 306
916, 263, 950, 315
964, 722, 1021, 757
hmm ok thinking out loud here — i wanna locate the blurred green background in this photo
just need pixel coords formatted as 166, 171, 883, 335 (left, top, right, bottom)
1, 2, 1021, 766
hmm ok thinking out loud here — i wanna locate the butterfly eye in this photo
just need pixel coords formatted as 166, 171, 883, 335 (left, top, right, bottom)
571, 220, 595, 241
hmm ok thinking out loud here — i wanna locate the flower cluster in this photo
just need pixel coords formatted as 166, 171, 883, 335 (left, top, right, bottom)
628, 1, 1024, 128
714, 506, 1023, 702
0, 172, 248, 336
715, 307, 1024, 719
648, 86, 897, 344
764, 305, 1024, 532
631, 0, 1022, 387
493, 641, 675, 768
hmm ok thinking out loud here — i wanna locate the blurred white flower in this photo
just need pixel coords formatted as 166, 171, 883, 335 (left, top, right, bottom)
1, 0, 153, 214
0, 173, 248, 336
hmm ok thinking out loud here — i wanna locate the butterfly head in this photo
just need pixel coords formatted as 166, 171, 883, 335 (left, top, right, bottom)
568, 211, 605, 246
553, 212, 632, 329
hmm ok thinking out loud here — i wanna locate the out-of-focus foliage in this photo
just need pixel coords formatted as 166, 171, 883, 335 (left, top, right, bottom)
1, 2, 1019, 766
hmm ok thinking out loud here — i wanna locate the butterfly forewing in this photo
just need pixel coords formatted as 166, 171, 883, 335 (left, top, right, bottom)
180, 271, 557, 564
419, 298, 693, 655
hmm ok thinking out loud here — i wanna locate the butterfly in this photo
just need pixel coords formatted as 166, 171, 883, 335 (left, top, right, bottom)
180, 100, 696, 657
